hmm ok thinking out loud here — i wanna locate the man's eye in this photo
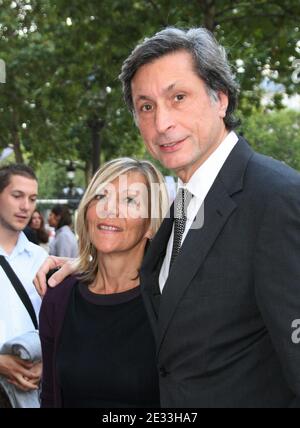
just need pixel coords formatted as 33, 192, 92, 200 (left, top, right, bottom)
174, 94, 185, 102
141, 104, 153, 112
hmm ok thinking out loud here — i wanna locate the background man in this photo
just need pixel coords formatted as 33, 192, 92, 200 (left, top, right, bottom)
0, 164, 47, 406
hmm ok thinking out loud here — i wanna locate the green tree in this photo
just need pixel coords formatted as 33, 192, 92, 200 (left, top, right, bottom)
0, 0, 76, 165
241, 109, 300, 171
1, 0, 299, 183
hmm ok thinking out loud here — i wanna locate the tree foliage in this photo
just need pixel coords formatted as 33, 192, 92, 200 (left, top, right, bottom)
242, 109, 300, 171
0, 0, 299, 189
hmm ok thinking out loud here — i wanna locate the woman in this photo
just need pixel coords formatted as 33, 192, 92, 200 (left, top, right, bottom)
48, 205, 78, 258
39, 158, 169, 408
28, 210, 50, 252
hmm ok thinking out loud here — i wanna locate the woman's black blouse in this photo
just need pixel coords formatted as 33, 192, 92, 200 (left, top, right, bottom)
56, 282, 160, 408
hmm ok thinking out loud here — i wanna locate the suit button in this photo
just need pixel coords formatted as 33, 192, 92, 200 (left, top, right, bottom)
159, 367, 168, 377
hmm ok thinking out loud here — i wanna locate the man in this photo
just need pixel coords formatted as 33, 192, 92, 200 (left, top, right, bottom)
36, 28, 300, 408
0, 164, 47, 406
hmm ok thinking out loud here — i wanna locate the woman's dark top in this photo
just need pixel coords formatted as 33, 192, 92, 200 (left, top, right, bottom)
39, 276, 160, 408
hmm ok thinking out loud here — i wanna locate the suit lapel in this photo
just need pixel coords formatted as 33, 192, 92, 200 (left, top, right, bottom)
157, 178, 237, 353
157, 137, 254, 354
141, 207, 174, 340
142, 137, 255, 353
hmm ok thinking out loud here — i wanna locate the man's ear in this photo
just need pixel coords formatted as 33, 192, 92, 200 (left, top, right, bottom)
218, 91, 229, 118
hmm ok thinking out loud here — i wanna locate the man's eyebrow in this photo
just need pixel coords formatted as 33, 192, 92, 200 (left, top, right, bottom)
135, 82, 181, 102
11, 190, 25, 194
136, 95, 152, 102
164, 82, 178, 93
11, 190, 38, 197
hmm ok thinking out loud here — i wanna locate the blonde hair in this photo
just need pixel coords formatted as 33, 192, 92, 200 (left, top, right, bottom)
75, 157, 169, 284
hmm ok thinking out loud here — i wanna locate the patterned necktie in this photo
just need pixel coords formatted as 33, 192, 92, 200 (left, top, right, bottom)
169, 188, 193, 270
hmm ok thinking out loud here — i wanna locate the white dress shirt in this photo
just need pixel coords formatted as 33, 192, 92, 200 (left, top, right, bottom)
0, 232, 48, 346
159, 131, 239, 292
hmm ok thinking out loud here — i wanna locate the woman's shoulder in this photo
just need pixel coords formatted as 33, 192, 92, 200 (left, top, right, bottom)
40, 275, 80, 338
43, 275, 79, 304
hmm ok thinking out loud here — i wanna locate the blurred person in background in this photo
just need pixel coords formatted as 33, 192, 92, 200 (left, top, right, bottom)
39, 158, 169, 408
48, 205, 78, 258
25, 210, 49, 253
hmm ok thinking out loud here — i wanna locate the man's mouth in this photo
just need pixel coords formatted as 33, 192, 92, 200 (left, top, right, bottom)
161, 142, 179, 148
15, 215, 29, 221
159, 138, 186, 151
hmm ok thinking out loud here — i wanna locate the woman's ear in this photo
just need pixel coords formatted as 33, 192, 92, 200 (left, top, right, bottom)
144, 228, 154, 241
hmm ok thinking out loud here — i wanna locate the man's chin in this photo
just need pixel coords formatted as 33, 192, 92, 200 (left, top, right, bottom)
161, 158, 187, 172
12, 223, 27, 233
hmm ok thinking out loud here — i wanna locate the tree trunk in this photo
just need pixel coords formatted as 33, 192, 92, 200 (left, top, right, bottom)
12, 109, 24, 163
87, 116, 105, 175
200, 0, 217, 32
84, 160, 93, 187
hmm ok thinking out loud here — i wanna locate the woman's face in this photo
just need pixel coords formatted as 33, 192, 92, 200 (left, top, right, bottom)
30, 212, 42, 230
48, 212, 59, 228
86, 171, 152, 255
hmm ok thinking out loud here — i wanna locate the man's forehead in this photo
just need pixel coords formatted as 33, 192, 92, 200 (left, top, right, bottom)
131, 52, 198, 96
7, 175, 38, 191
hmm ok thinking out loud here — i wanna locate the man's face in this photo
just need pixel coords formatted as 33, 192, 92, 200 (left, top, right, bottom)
0, 175, 38, 233
131, 51, 229, 182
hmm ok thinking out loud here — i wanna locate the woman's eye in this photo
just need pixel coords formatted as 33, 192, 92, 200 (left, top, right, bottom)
126, 197, 136, 205
95, 194, 106, 201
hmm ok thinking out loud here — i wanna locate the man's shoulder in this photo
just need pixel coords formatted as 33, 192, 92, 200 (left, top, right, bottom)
26, 240, 48, 264
27, 240, 48, 256
246, 148, 300, 196
18, 232, 47, 261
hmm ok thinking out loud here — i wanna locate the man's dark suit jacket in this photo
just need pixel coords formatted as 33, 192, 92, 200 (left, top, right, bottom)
141, 137, 300, 408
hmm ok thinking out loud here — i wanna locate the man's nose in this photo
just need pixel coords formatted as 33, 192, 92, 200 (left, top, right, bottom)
155, 104, 175, 134
20, 198, 31, 211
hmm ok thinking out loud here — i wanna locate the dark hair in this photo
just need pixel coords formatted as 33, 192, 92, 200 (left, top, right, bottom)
119, 27, 240, 130
29, 209, 49, 244
51, 204, 72, 230
0, 164, 37, 194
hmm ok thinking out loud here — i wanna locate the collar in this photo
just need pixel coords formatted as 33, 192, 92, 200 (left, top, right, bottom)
16, 232, 33, 256
0, 232, 33, 258
178, 131, 239, 198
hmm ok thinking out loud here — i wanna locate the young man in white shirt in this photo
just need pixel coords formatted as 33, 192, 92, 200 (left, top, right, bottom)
0, 164, 47, 400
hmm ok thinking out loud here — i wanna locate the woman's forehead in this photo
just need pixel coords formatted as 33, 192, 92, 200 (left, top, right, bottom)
100, 171, 148, 191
